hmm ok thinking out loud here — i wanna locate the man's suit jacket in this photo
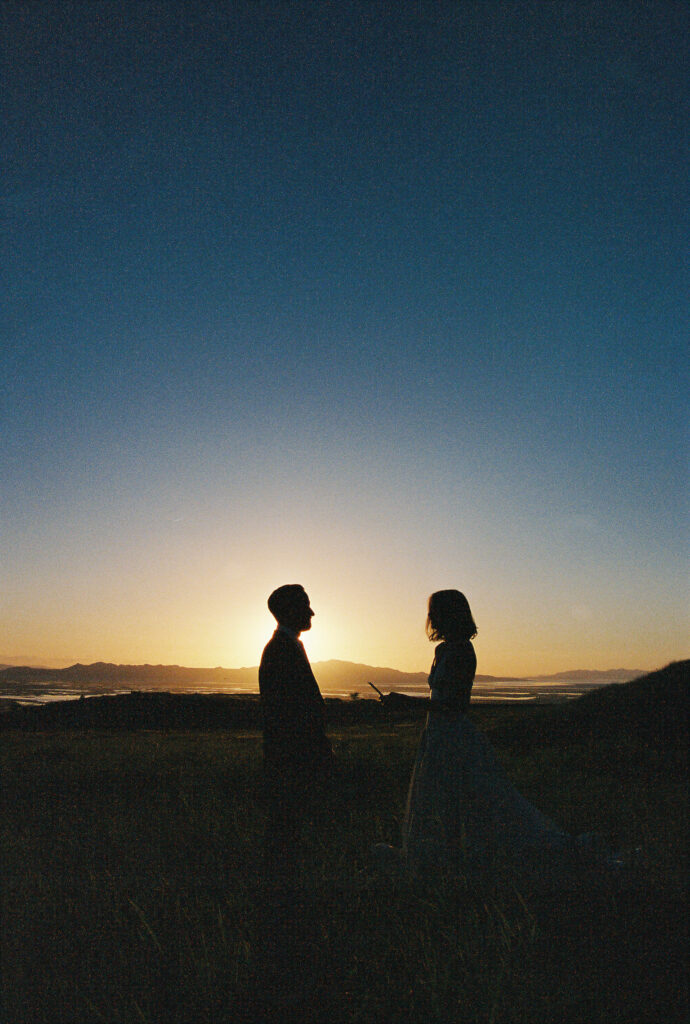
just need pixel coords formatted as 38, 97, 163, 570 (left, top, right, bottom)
258, 629, 332, 791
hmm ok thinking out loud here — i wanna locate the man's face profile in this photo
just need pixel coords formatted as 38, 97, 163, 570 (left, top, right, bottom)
292, 591, 314, 634
268, 584, 314, 635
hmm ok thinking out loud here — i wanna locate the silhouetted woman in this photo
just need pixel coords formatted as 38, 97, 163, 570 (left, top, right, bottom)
397, 590, 609, 876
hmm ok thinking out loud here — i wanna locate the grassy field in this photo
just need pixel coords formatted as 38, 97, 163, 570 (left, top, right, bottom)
1, 696, 687, 1023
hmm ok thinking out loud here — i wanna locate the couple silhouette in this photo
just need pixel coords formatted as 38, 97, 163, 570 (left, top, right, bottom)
259, 583, 617, 885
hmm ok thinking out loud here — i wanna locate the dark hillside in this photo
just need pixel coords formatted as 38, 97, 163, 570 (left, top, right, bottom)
0, 690, 423, 731
489, 660, 688, 766
0, 691, 263, 731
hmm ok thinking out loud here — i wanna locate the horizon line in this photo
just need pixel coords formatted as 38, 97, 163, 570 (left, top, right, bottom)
0, 655, 662, 680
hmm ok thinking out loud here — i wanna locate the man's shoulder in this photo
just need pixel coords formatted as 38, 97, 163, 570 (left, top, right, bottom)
261, 629, 293, 654
260, 630, 298, 669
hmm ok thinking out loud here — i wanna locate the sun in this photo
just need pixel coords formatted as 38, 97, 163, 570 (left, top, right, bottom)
299, 619, 342, 664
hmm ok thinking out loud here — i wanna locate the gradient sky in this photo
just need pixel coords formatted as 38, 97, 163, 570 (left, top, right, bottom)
2, 1, 688, 676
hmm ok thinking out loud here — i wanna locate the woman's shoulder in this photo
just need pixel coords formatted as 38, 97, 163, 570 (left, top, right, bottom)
444, 640, 476, 670
432, 640, 475, 672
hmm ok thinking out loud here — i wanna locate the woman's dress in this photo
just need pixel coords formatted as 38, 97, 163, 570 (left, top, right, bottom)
400, 641, 598, 874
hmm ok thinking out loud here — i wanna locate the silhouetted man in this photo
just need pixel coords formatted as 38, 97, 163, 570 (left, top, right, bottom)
256, 585, 333, 1007
259, 584, 333, 881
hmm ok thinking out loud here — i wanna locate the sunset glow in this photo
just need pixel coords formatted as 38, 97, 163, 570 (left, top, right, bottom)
2, 4, 687, 678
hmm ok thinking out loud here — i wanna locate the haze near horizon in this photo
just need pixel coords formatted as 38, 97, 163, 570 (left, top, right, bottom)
2, 3, 687, 677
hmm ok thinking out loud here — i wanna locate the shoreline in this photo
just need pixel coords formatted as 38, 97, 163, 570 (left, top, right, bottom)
0, 682, 606, 708
0, 676, 616, 708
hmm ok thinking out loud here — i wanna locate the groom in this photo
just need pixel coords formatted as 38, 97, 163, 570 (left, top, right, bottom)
259, 584, 333, 878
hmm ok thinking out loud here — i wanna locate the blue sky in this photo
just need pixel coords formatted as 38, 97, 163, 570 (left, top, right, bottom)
2, 1, 687, 674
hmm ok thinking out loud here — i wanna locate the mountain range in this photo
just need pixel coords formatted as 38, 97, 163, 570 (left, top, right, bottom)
0, 658, 646, 693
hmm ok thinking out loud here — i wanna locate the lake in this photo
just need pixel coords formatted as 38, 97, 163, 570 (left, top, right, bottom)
0, 678, 615, 706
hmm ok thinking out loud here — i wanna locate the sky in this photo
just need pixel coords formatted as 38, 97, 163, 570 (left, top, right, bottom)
2, 1, 688, 677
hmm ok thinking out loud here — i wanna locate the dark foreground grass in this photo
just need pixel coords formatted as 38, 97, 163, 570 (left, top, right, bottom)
1, 708, 687, 1023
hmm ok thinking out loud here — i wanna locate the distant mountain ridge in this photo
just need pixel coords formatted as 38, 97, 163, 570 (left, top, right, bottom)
0, 656, 74, 669
529, 668, 646, 681
1, 663, 685, 742
0, 658, 646, 692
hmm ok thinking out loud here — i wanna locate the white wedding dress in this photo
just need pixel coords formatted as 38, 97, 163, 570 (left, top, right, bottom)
396, 642, 604, 876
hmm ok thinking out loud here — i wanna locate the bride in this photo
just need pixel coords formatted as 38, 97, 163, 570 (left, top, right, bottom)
391, 589, 609, 875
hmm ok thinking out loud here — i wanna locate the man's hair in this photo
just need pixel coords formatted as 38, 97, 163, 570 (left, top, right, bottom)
267, 584, 307, 623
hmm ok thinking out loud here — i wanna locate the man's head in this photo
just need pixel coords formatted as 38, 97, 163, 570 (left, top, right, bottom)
267, 584, 314, 635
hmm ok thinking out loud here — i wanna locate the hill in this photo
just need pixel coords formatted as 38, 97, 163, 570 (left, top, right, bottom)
0, 659, 431, 695
490, 660, 689, 764
531, 668, 645, 682
0, 661, 257, 688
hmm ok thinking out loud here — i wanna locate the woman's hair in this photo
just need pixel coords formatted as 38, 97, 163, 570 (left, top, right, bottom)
426, 590, 477, 642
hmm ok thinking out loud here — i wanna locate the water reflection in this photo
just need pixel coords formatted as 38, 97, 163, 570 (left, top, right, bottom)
0, 679, 611, 707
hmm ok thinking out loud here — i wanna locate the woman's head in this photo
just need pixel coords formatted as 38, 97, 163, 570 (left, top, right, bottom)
426, 590, 477, 643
